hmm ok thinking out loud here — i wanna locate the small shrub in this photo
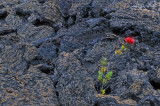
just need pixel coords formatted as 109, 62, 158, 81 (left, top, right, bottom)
98, 37, 135, 95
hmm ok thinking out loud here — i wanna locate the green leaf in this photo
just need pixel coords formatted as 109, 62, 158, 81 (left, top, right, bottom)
121, 45, 125, 50
121, 45, 127, 52
98, 71, 103, 81
106, 77, 111, 81
98, 76, 102, 81
106, 71, 113, 79
98, 70, 103, 76
101, 89, 105, 95
101, 57, 108, 66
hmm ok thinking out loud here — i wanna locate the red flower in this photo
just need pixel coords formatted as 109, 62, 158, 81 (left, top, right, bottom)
125, 37, 135, 44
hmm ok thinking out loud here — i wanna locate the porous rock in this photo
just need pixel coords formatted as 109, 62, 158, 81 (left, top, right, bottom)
0, 0, 160, 105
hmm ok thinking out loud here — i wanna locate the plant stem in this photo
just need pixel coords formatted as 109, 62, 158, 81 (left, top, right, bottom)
101, 50, 115, 93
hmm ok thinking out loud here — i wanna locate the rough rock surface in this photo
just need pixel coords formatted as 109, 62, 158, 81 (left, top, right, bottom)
0, 0, 160, 105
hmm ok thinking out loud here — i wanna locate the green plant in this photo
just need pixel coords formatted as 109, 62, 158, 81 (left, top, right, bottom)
98, 57, 113, 95
98, 37, 135, 95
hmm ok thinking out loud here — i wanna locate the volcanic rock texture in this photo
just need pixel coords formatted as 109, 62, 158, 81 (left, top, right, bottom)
0, 0, 160, 105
